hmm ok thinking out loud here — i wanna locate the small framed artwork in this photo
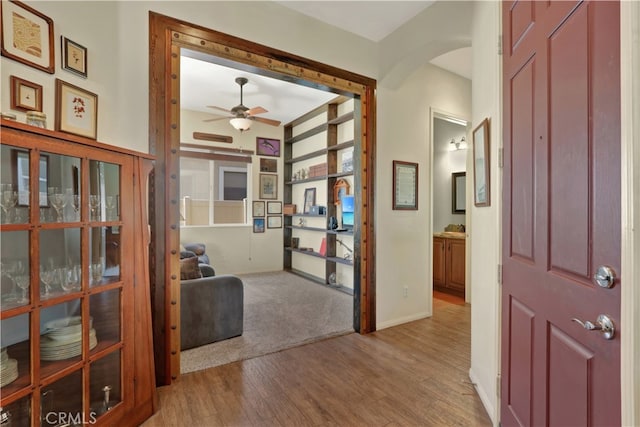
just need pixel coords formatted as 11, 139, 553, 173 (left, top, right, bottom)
393, 160, 418, 210
260, 158, 277, 172
473, 118, 491, 207
10, 76, 42, 112
61, 36, 87, 78
267, 201, 282, 215
253, 218, 265, 233
333, 178, 350, 206
259, 173, 277, 199
55, 79, 98, 139
1, 1, 55, 73
303, 188, 316, 214
256, 137, 281, 157
267, 216, 282, 229
252, 200, 265, 217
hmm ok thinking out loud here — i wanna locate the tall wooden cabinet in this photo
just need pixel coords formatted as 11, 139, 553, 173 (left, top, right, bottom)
0, 121, 156, 426
433, 233, 466, 297
283, 97, 356, 293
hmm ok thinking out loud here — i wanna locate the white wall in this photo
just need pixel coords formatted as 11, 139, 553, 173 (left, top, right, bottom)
468, 2, 502, 425
179, 109, 284, 274
376, 64, 471, 329
433, 117, 467, 233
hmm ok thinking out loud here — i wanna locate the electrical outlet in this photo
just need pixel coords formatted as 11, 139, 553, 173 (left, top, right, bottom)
403, 286, 408, 298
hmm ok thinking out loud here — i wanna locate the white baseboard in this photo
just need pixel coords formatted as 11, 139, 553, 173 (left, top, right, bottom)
469, 368, 498, 426
376, 311, 430, 330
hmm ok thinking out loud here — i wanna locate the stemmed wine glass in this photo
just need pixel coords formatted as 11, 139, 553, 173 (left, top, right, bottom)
90, 195, 101, 221
49, 193, 68, 222
14, 274, 30, 303
66, 188, 80, 221
61, 264, 81, 293
105, 196, 117, 221
40, 265, 55, 297
90, 258, 104, 286
0, 186, 17, 224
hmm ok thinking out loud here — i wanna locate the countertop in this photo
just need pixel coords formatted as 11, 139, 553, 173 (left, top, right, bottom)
433, 232, 466, 240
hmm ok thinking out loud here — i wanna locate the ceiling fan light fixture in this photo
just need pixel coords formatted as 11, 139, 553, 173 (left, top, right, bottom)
230, 117, 252, 132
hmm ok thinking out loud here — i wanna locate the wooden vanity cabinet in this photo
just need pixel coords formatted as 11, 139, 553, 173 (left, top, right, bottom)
433, 235, 465, 297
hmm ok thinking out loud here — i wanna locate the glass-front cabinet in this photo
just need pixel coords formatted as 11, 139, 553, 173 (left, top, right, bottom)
0, 121, 154, 426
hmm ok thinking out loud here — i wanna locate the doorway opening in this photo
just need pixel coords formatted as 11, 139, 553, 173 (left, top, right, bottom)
149, 12, 376, 385
430, 110, 469, 308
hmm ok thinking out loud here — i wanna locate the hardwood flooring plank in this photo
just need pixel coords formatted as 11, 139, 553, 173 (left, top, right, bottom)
141, 298, 492, 426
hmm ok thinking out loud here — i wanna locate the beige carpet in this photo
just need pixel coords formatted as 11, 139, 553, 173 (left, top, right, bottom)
180, 271, 353, 373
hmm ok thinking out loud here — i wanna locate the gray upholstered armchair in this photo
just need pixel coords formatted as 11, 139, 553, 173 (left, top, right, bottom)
180, 274, 244, 350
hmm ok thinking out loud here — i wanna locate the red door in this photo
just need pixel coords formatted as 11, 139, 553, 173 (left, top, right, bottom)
502, 1, 620, 426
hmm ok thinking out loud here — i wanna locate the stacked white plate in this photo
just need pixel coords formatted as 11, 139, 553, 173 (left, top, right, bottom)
0, 347, 18, 387
40, 316, 98, 361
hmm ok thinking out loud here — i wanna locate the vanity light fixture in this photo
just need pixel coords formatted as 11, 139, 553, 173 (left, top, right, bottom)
450, 136, 466, 150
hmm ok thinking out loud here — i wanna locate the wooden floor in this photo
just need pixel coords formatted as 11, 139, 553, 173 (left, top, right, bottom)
142, 296, 492, 426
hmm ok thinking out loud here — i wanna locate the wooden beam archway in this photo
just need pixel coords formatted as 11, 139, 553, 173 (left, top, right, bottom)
149, 11, 376, 385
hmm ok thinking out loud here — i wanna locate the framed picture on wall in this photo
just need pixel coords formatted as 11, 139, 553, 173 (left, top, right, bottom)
1, 1, 55, 73
392, 160, 418, 210
61, 36, 88, 78
10, 76, 43, 112
256, 137, 280, 157
55, 79, 98, 139
267, 216, 282, 229
253, 218, 265, 233
267, 201, 282, 214
259, 174, 277, 199
252, 200, 265, 217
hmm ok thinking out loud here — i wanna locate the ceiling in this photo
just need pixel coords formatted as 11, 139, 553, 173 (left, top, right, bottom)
181, 1, 471, 127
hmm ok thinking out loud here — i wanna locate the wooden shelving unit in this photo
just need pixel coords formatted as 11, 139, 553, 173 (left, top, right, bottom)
283, 98, 356, 290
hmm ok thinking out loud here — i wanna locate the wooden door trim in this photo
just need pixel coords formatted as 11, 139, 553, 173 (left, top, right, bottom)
620, 2, 640, 425
149, 11, 377, 385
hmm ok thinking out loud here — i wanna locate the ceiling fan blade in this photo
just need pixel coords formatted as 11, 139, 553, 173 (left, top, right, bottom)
203, 116, 230, 122
252, 116, 281, 127
206, 105, 232, 113
247, 106, 268, 116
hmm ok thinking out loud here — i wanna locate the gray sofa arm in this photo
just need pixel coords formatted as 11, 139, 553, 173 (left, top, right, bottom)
180, 274, 244, 350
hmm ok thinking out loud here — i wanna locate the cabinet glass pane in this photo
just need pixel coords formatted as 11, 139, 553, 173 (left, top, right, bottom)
90, 290, 120, 354
0, 313, 31, 393
89, 227, 121, 287
41, 369, 83, 427
40, 300, 88, 377
0, 394, 31, 427
89, 161, 120, 222
40, 152, 81, 224
1, 230, 30, 309
0, 145, 30, 225
39, 229, 82, 299
90, 351, 121, 419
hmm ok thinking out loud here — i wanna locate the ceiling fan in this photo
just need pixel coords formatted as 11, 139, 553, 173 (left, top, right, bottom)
204, 77, 281, 131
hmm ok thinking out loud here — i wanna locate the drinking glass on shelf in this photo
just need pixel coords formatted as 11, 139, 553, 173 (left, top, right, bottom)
0, 188, 17, 224
105, 196, 117, 221
40, 266, 55, 297
61, 265, 81, 292
14, 274, 30, 303
90, 262, 104, 286
66, 188, 81, 221
49, 193, 68, 222
90, 195, 101, 221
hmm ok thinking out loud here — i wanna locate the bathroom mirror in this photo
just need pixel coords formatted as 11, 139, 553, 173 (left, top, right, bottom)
452, 172, 466, 214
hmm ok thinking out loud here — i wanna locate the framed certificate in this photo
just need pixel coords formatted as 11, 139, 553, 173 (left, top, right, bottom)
392, 160, 418, 210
